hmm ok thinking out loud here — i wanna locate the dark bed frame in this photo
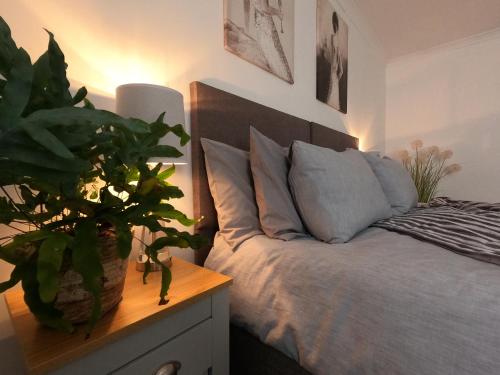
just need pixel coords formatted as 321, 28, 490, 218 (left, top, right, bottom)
190, 81, 358, 375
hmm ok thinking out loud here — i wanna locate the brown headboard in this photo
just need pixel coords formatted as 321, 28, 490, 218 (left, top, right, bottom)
190, 81, 358, 265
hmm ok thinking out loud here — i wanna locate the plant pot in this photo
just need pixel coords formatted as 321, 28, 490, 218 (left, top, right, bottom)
54, 228, 128, 324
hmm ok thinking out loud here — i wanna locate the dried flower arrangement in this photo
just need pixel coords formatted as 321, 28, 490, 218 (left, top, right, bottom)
394, 140, 462, 203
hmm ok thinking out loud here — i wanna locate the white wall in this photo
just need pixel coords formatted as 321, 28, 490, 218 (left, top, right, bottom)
1, 0, 386, 255
386, 29, 500, 203
0, 0, 387, 145
0, 0, 386, 363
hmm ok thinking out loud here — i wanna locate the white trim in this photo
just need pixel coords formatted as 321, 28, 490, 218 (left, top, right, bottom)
388, 26, 500, 66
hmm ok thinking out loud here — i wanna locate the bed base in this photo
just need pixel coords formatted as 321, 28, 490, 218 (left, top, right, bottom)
230, 325, 311, 375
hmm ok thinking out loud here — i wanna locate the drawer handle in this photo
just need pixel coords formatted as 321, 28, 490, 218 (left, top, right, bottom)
153, 360, 181, 375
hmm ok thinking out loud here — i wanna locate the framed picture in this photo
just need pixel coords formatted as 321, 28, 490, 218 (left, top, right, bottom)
316, 0, 348, 113
224, 0, 295, 84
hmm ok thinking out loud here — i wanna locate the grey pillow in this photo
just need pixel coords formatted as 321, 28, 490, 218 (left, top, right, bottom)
288, 141, 392, 243
201, 138, 262, 248
362, 152, 418, 215
249, 127, 306, 240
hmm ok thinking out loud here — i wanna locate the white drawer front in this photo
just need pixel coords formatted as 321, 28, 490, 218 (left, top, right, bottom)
52, 297, 212, 375
112, 319, 212, 375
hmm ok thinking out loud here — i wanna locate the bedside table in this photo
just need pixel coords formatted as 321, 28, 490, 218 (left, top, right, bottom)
4, 257, 232, 375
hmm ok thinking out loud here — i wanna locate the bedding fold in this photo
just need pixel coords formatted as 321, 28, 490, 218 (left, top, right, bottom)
373, 197, 500, 266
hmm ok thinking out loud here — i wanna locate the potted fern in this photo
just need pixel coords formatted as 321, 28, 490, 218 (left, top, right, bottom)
0, 17, 204, 335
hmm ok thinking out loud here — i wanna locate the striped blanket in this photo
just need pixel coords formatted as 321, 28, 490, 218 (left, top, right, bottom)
373, 197, 500, 266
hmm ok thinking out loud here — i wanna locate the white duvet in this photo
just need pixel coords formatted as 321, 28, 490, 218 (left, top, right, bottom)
205, 229, 500, 375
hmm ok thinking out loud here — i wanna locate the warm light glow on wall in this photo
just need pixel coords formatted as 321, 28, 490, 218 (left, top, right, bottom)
345, 125, 368, 151
72, 52, 168, 95
357, 138, 366, 152
345, 114, 377, 152
15, 0, 172, 96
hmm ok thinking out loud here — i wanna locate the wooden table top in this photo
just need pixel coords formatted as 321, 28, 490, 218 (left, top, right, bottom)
4, 257, 232, 375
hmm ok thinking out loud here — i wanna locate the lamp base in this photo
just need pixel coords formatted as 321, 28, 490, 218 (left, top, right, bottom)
135, 251, 172, 272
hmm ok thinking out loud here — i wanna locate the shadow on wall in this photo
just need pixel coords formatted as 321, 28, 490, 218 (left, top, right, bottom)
386, 113, 500, 203
74, 81, 115, 111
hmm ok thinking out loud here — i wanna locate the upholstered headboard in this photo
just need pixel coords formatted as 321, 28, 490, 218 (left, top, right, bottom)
190, 81, 358, 265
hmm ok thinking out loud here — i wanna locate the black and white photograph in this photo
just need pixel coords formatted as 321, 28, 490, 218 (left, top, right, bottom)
316, 0, 348, 113
224, 0, 294, 84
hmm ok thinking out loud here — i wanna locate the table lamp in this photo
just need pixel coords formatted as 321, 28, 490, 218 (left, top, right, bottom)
116, 83, 187, 271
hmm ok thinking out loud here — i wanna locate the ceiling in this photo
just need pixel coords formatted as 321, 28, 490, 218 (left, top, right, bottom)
354, 0, 500, 60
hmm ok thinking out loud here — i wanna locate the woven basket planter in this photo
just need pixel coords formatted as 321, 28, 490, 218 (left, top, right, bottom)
54, 228, 128, 324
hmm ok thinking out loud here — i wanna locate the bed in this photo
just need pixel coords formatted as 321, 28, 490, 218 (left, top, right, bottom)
189, 82, 500, 375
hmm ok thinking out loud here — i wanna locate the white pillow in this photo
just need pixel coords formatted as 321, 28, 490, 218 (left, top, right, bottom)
249, 127, 307, 240
363, 152, 418, 215
288, 141, 392, 243
201, 138, 262, 248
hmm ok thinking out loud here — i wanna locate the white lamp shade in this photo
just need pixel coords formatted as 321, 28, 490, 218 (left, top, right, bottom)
115, 83, 187, 164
